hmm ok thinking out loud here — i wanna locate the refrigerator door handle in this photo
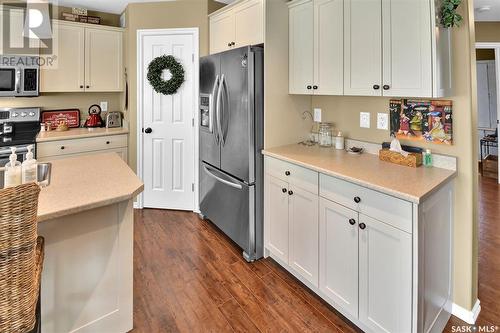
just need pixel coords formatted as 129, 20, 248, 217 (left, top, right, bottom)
221, 75, 230, 145
216, 74, 225, 146
203, 164, 243, 190
211, 75, 220, 142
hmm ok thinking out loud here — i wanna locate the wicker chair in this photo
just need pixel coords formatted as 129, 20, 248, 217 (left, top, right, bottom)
0, 183, 44, 333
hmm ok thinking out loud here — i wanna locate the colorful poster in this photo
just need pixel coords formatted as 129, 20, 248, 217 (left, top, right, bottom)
390, 99, 453, 145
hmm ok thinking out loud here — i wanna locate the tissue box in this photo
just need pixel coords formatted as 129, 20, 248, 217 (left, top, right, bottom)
379, 149, 422, 168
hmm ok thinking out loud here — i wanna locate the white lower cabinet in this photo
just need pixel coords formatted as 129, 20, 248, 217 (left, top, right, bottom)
358, 214, 412, 333
289, 186, 319, 287
265, 175, 290, 263
319, 198, 358, 318
264, 156, 453, 333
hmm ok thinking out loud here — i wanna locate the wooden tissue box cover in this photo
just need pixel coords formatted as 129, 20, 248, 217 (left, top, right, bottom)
379, 149, 422, 168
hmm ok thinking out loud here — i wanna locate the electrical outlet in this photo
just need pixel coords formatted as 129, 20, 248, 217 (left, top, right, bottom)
360, 112, 370, 128
100, 101, 108, 112
313, 108, 322, 122
377, 113, 389, 130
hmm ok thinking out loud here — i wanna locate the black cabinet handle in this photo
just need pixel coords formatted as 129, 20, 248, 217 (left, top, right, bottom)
313, 85, 318, 90
86, 85, 90, 89
106, 141, 110, 144
285, 171, 291, 176
307, 85, 312, 90
80, 85, 84, 89
383, 85, 390, 90
354, 196, 361, 203
231, 42, 235, 46
144, 127, 152, 134
60, 146, 65, 150
228, 43, 232, 47
282, 188, 287, 193
373, 85, 380, 90
349, 218, 356, 225
288, 190, 294, 196
359, 223, 366, 230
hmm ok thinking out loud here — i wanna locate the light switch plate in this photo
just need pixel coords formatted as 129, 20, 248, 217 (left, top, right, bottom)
377, 113, 389, 130
360, 112, 370, 128
100, 101, 108, 112
313, 108, 322, 122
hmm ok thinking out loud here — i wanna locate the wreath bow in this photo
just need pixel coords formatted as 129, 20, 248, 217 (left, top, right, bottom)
147, 55, 185, 95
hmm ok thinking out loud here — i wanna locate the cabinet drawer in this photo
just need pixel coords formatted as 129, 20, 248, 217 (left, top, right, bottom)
265, 156, 318, 194
319, 174, 412, 233
38, 134, 128, 158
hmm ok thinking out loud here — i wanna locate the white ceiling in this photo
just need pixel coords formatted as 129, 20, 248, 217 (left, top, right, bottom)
474, 0, 500, 22
49, 0, 175, 15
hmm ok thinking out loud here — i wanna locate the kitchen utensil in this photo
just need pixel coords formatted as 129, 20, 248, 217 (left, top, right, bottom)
106, 111, 122, 128
84, 104, 104, 128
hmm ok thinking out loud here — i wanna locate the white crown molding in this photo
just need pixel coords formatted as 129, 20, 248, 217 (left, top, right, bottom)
451, 300, 481, 325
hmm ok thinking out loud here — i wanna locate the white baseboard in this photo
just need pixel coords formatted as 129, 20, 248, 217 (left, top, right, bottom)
451, 299, 481, 324
133, 201, 142, 209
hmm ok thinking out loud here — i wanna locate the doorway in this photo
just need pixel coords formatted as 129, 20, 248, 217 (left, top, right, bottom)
137, 28, 199, 210
476, 44, 499, 183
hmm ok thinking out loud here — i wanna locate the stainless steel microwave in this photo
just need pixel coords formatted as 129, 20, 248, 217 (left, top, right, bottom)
0, 55, 39, 97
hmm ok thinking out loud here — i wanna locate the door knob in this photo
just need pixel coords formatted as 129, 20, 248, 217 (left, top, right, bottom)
144, 127, 152, 134
349, 218, 356, 225
383, 85, 390, 90
354, 196, 361, 203
359, 223, 366, 230
282, 188, 287, 193
373, 85, 380, 90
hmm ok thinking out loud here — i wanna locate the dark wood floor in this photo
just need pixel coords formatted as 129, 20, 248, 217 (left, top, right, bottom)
132, 176, 499, 333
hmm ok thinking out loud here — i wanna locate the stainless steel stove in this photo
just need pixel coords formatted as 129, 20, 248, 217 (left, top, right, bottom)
0, 107, 40, 187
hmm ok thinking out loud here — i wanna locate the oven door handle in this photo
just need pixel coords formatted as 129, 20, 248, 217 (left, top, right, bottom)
0, 146, 29, 155
15, 69, 21, 93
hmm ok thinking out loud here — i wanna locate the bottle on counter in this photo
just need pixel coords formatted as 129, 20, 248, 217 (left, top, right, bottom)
423, 149, 433, 167
22, 145, 38, 184
335, 131, 345, 150
4, 147, 22, 188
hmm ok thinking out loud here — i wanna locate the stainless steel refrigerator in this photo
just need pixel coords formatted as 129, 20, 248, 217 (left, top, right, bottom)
199, 45, 264, 262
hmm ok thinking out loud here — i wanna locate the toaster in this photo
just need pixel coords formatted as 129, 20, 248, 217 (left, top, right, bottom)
106, 111, 122, 128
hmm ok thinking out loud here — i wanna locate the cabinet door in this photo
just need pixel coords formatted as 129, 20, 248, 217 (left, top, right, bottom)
265, 175, 290, 263
382, 0, 431, 97
344, 0, 382, 96
234, 0, 264, 48
359, 214, 412, 333
40, 21, 85, 92
85, 28, 123, 92
289, 186, 319, 287
210, 11, 235, 54
314, 0, 343, 95
289, 0, 314, 95
319, 198, 358, 318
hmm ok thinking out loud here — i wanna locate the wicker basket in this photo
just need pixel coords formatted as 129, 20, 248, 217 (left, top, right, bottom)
379, 148, 423, 168
0, 183, 44, 333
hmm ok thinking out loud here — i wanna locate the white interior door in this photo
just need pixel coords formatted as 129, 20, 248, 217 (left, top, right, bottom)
140, 30, 197, 210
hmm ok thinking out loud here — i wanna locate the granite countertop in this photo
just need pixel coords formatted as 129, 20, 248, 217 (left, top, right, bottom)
262, 144, 457, 203
37, 153, 143, 222
36, 127, 129, 143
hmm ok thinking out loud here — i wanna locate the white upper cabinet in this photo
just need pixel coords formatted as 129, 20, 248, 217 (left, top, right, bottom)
41, 21, 124, 93
382, 0, 432, 97
290, 0, 452, 97
289, 0, 314, 94
344, 0, 382, 96
209, 0, 264, 54
289, 0, 343, 95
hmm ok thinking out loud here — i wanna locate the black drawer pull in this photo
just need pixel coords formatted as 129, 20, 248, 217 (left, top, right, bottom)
359, 223, 366, 230
354, 196, 361, 203
349, 219, 356, 225
282, 188, 287, 193
60, 146, 65, 150
285, 171, 291, 176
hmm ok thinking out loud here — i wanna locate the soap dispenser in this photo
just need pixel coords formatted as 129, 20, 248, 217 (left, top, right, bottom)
22, 145, 38, 184
4, 147, 22, 188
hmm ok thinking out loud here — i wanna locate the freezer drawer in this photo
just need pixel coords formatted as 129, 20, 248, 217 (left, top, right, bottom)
200, 162, 256, 260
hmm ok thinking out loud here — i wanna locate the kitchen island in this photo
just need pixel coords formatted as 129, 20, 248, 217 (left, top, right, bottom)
37, 153, 143, 333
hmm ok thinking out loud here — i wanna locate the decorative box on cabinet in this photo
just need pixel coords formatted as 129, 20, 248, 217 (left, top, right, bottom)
263, 155, 454, 333
209, 0, 264, 54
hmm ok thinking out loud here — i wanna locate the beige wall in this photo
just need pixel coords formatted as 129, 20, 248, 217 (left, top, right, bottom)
125, 0, 212, 172
309, 2, 478, 310
475, 22, 500, 42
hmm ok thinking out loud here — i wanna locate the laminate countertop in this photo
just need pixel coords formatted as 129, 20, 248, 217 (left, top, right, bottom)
37, 153, 143, 222
262, 144, 457, 203
36, 127, 129, 142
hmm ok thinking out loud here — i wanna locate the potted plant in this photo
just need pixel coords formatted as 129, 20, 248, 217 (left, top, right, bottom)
440, 0, 463, 28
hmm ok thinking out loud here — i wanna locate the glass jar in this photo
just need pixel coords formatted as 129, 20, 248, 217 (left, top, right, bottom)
318, 122, 333, 147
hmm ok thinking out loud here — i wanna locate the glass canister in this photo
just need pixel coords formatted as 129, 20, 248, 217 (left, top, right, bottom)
318, 122, 333, 147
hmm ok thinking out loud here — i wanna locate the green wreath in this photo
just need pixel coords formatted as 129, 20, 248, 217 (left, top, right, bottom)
147, 55, 185, 95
